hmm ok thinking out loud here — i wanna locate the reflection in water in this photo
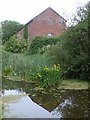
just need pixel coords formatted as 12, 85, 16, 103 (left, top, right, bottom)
51, 92, 88, 118
29, 93, 61, 112
29, 90, 88, 118
1, 89, 60, 118
1, 79, 89, 118
1, 89, 24, 96
51, 97, 74, 117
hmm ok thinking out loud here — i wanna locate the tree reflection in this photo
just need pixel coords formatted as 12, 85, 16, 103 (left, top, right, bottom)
51, 92, 88, 118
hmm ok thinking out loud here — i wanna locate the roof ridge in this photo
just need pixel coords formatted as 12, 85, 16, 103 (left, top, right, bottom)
26, 7, 66, 25
16, 7, 66, 33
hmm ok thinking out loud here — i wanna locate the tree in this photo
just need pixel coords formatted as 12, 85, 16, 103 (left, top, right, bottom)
62, 19, 88, 79
61, 2, 89, 80
1, 20, 23, 43
48, 2, 89, 80
67, 1, 90, 26
0, 24, 2, 44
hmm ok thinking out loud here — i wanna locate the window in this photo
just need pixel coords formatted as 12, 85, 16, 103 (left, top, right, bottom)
47, 33, 53, 36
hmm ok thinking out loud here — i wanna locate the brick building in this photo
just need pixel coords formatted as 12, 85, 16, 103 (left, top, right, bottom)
16, 7, 66, 40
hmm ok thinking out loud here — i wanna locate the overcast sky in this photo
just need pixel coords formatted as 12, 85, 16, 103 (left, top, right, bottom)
0, 0, 89, 24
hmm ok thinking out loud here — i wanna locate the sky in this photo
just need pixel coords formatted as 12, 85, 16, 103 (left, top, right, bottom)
0, 0, 89, 24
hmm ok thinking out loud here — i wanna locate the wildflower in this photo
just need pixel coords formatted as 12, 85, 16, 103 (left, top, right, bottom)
36, 73, 42, 79
57, 64, 60, 70
53, 64, 56, 70
44, 66, 49, 72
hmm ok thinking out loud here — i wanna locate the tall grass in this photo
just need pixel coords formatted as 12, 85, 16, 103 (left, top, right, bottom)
0, 45, 2, 92
2, 50, 61, 87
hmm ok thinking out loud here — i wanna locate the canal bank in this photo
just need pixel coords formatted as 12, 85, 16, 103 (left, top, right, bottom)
3, 76, 88, 90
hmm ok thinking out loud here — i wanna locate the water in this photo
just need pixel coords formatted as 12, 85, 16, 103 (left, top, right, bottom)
1, 79, 89, 118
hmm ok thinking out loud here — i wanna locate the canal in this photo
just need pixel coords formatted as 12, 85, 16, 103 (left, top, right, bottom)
0, 79, 88, 118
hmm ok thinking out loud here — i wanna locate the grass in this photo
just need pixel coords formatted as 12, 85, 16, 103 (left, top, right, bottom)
2, 51, 55, 82
57, 79, 88, 89
0, 97, 3, 120
0, 44, 2, 76
2, 44, 88, 90
0, 45, 2, 119
3, 76, 88, 90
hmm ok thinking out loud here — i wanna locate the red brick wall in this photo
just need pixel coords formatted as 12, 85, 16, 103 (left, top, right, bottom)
28, 8, 66, 39
16, 8, 66, 40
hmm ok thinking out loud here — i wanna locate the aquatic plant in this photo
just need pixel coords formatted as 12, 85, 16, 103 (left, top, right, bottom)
2, 50, 62, 87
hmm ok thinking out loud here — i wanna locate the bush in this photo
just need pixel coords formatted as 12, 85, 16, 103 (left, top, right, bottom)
4, 36, 28, 53
62, 19, 89, 80
48, 19, 89, 80
31, 64, 61, 87
27, 36, 60, 54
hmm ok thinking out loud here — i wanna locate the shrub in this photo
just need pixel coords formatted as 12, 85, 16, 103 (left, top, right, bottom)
4, 36, 28, 53
26, 63, 61, 87
48, 18, 89, 80
27, 36, 60, 54
61, 19, 89, 80
2, 50, 62, 87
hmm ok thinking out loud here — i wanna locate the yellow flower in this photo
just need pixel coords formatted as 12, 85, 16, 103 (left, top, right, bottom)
44, 66, 49, 72
53, 64, 56, 70
36, 73, 42, 79
57, 64, 60, 69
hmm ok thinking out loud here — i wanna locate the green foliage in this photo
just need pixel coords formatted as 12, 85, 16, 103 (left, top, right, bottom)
0, 25, 2, 44
4, 36, 28, 53
68, 1, 90, 26
62, 19, 88, 80
31, 64, 61, 87
3, 66, 12, 76
1, 20, 23, 43
24, 24, 28, 39
27, 36, 60, 54
2, 50, 62, 87
48, 18, 89, 80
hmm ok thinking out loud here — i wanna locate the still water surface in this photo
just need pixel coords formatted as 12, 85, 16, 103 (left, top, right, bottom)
1, 79, 88, 118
